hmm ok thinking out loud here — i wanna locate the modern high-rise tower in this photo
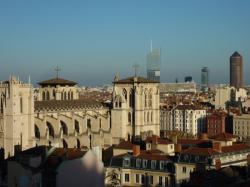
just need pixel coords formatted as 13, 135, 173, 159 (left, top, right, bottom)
230, 51, 243, 89
147, 42, 161, 82
201, 67, 209, 91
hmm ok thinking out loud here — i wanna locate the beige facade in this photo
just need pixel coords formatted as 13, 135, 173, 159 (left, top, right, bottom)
1, 75, 160, 157
233, 114, 250, 140
0, 76, 35, 158
111, 76, 160, 143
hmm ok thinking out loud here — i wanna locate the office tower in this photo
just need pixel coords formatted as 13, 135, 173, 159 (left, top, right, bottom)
185, 76, 192, 82
201, 67, 209, 91
230, 51, 243, 89
147, 42, 161, 82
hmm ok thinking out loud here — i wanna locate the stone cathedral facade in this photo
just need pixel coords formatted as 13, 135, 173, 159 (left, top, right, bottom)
0, 75, 159, 158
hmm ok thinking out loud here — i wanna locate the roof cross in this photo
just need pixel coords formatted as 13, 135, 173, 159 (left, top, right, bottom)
54, 65, 61, 79
132, 63, 140, 77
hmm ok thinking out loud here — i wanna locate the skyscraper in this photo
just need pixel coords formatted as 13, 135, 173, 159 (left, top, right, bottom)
230, 51, 243, 89
201, 67, 209, 91
147, 42, 161, 82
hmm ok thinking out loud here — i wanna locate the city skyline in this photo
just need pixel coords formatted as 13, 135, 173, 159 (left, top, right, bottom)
0, 0, 250, 86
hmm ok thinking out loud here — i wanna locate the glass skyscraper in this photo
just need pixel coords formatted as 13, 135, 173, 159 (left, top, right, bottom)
201, 67, 209, 91
147, 47, 161, 82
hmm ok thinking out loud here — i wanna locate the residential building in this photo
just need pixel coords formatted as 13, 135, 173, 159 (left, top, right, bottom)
105, 145, 176, 187
160, 105, 207, 136
206, 111, 227, 136
233, 114, 250, 140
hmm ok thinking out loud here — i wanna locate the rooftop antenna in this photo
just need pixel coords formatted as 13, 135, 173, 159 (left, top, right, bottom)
132, 63, 140, 77
54, 65, 61, 79
150, 39, 153, 52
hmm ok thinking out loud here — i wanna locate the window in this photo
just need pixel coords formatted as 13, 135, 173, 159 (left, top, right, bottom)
182, 166, 187, 173
135, 174, 140, 184
141, 175, 145, 184
20, 97, 23, 113
47, 122, 54, 138
143, 160, 148, 168
159, 161, 164, 170
136, 159, 141, 168
99, 118, 102, 129
123, 158, 130, 167
35, 125, 40, 139
87, 119, 91, 128
165, 177, 168, 186
151, 160, 156, 169
159, 176, 162, 186
125, 173, 129, 182
150, 175, 153, 185
128, 112, 131, 123
76, 139, 80, 149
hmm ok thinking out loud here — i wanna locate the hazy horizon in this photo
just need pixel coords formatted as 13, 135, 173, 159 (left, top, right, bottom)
0, 0, 250, 86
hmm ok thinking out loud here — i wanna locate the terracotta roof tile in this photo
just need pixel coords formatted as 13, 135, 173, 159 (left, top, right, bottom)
114, 141, 134, 150
38, 77, 77, 86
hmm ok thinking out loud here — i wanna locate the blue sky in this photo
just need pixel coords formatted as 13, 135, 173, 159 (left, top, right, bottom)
0, 0, 250, 86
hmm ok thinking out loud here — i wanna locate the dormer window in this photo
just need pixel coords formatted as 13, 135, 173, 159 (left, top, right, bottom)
159, 161, 164, 170
136, 159, 141, 168
143, 159, 148, 168
123, 158, 130, 167
151, 160, 157, 169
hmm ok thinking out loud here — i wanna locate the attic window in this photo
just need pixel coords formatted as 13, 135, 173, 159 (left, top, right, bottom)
123, 158, 130, 167
151, 160, 157, 169
136, 159, 141, 168
143, 159, 148, 168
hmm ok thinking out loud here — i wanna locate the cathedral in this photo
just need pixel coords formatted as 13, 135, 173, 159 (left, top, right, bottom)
0, 75, 159, 158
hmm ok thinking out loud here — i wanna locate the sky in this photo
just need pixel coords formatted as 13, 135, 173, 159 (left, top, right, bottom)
0, 0, 250, 86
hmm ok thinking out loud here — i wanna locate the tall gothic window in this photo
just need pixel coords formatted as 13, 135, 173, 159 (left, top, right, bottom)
46, 91, 50, 100
87, 119, 91, 129
35, 125, 40, 139
128, 112, 131, 123
76, 139, 80, 149
123, 89, 127, 101
42, 91, 46, 100
20, 97, 23, 113
62, 139, 68, 148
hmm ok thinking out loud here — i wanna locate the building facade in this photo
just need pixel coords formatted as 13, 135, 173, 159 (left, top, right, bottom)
0, 75, 160, 158
201, 67, 209, 92
233, 114, 250, 140
230, 51, 243, 89
0, 76, 35, 158
147, 46, 161, 82
206, 111, 227, 136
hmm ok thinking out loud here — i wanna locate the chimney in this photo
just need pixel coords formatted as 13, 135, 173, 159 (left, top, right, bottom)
213, 142, 222, 152
152, 135, 158, 144
174, 144, 182, 153
199, 133, 208, 140
133, 145, 140, 156
215, 158, 221, 170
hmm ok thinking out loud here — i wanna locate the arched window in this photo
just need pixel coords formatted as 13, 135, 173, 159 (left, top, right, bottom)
60, 121, 68, 135
145, 93, 148, 107
87, 119, 91, 129
68, 92, 71, 100
61, 92, 63, 100
64, 92, 67, 100
42, 91, 46, 100
35, 125, 40, 139
71, 92, 73, 100
20, 97, 23, 113
53, 90, 56, 99
123, 89, 127, 101
75, 120, 80, 133
148, 93, 152, 107
147, 112, 150, 122
46, 91, 50, 100
128, 112, 131, 123
62, 139, 68, 148
46, 122, 54, 138
76, 139, 80, 149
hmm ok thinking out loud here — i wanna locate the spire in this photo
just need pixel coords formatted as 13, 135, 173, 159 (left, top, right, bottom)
150, 39, 153, 52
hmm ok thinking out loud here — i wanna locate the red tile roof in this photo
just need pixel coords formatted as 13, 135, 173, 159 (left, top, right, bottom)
221, 144, 250, 153
137, 150, 170, 161
145, 135, 173, 145
114, 141, 134, 150
181, 147, 220, 156
38, 77, 77, 86
210, 133, 237, 140
178, 139, 209, 145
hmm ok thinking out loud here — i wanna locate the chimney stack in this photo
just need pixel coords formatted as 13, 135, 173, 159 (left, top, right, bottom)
133, 145, 140, 156
174, 144, 182, 153
213, 142, 222, 152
